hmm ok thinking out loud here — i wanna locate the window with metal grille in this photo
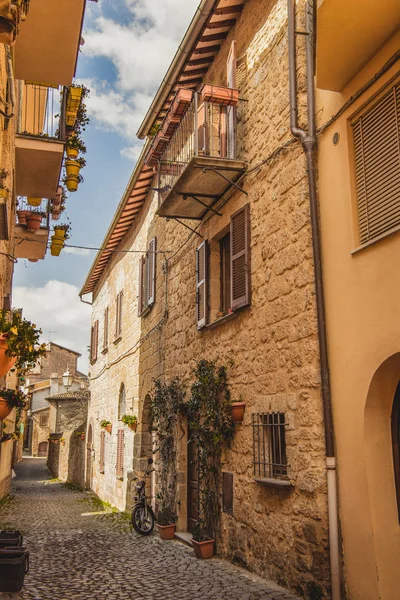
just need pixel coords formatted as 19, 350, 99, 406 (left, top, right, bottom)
115, 292, 123, 339
99, 430, 105, 474
352, 82, 400, 245
252, 412, 288, 480
116, 429, 124, 478
138, 237, 157, 316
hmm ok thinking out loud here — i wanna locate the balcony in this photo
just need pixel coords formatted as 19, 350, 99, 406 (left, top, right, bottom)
16, 83, 66, 199
146, 86, 247, 220
14, 198, 50, 261
317, 0, 400, 91
14, 0, 86, 86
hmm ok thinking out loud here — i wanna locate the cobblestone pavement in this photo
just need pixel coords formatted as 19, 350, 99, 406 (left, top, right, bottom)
0, 459, 300, 600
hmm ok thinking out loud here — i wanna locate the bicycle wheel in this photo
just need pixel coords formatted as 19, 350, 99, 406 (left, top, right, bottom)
131, 505, 155, 536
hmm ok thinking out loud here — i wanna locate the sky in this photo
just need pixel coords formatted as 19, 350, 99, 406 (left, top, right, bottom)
12, 0, 199, 373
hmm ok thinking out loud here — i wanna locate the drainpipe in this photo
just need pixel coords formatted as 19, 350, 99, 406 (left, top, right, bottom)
287, 2, 340, 599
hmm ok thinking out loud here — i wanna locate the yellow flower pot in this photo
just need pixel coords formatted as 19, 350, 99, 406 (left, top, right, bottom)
65, 160, 81, 177
66, 148, 79, 159
53, 228, 66, 240
0, 189, 8, 199
65, 175, 79, 192
50, 236, 64, 257
27, 197, 42, 207
66, 87, 83, 127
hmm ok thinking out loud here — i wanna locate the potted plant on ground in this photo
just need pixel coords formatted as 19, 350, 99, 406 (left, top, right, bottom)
151, 378, 185, 540
0, 388, 27, 421
187, 360, 235, 558
100, 420, 112, 433
0, 310, 47, 378
0, 169, 9, 200
121, 414, 138, 432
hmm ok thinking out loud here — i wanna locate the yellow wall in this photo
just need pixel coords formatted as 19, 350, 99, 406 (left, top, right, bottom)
317, 31, 400, 600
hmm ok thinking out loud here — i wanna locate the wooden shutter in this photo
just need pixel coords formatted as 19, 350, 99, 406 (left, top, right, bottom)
147, 237, 157, 306
227, 41, 237, 159
352, 83, 400, 244
196, 240, 208, 329
103, 307, 109, 350
118, 292, 123, 336
100, 430, 105, 473
138, 256, 144, 316
91, 320, 98, 362
230, 204, 250, 310
90, 325, 94, 362
116, 429, 124, 477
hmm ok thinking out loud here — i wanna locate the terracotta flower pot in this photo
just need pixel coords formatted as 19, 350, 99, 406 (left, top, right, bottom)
0, 334, 16, 378
17, 210, 29, 225
65, 160, 81, 177
231, 402, 246, 424
65, 175, 79, 192
200, 84, 239, 106
25, 213, 42, 232
80, 434, 85, 441
105, 424, 112, 433
128, 422, 137, 432
157, 523, 176, 540
191, 538, 215, 559
0, 399, 12, 421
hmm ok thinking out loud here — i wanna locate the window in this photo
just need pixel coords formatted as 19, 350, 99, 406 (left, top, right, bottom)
39, 414, 49, 427
116, 429, 125, 478
99, 430, 105, 474
252, 412, 288, 481
196, 204, 250, 329
222, 472, 233, 515
138, 237, 157, 316
352, 82, 400, 245
118, 383, 126, 420
103, 307, 109, 351
115, 291, 123, 340
90, 320, 99, 363
392, 382, 400, 522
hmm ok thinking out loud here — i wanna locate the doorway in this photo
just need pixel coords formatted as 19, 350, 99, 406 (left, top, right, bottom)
187, 427, 199, 533
38, 441, 48, 457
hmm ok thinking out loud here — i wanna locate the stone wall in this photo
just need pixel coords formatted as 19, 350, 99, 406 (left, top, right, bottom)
28, 343, 81, 385
31, 410, 50, 456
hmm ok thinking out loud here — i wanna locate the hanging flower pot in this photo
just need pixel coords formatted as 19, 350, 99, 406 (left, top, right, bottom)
0, 188, 8, 200
64, 175, 79, 192
0, 388, 27, 421
65, 160, 81, 178
25, 213, 42, 232
53, 227, 67, 240
27, 197, 42, 207
16, 210, 29, 225
0, 400, 12, 421
231, 401, 246, 424
66, 148, 79, 159
50, 236, 64, 257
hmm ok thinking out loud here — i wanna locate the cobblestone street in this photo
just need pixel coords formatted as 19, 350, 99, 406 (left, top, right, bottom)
0, 459, 300, 600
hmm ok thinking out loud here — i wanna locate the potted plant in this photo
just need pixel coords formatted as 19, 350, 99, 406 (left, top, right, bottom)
200, 84, 239, 106
65, 133, 86, 159
53, 224, 70, 240
0, 310, 47, 377
27, 197, 42, 207
16, 210, 29, 225
65, 157, 86, 178
187, 360, 235, 559
63, 172, 83, 193
60, 438, 65, 446
0, 388, 27, 421
76, 431, 86, 440
100, 420, 112, 433
25, 211, 43, 232
0, 169, 9, 200
231, 395, 246, 424
121, 414, 138, 432
151, 378, 185, 540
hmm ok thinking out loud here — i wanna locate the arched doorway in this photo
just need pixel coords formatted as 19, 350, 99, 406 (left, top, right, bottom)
391, 382, 400, 521
38, 441, 48, 457
86, 425, 93, 490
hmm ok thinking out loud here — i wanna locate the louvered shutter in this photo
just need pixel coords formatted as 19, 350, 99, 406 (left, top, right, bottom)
103, 307, 109, 350
116, 429, 124, 477
100, 430, 105, 473
230, 204, 250, 310
196, 240, 208, 329
90, 325, 94, 362
118, 292, 123, 336
147, 237, 157, 306
138, 256, 144, 316
92, 321, 98, 362
352, 83, 400, 244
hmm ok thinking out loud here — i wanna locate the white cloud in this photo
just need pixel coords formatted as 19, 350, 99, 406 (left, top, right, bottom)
81, 0, 199, 148
12, 281, 91, 374
62, 247, 91, 257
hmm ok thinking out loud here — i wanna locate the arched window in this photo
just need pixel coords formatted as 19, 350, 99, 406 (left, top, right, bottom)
392, 382, 400, 521
118, 384, 126, 420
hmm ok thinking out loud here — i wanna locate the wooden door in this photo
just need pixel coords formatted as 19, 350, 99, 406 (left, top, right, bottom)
187, 428, 199, 533
38, 441, 48, 457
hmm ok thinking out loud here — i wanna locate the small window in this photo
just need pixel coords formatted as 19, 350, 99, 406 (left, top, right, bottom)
222, 472, 233, 515
39, 414, 49, 427
252, 412, 288, 480
99, 430, 105, 474
103, 307, 109, 351
118, 383, 126, 420
115, 292, 123, 340
90, 320, 99, 363
138, 237, 157, 316
352, 82, 400, 245
116, 429, 125, 478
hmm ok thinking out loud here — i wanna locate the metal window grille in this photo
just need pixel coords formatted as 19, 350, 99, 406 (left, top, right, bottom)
17, 82, 66, 140
252, 412, 288, 480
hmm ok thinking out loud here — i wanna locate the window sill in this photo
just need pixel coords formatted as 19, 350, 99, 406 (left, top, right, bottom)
254, 477, 292, 489
351, 223, 400, 255
101, 347, 108, 355
139, 303, 153, 318
205, 311, 238, 330
113, 336, 122, 345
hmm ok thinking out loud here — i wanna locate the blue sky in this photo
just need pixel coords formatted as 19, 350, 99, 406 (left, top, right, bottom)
13, 0, 199, 372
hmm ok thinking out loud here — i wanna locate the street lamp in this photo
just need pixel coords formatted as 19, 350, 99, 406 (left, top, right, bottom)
62, 367, 73, 392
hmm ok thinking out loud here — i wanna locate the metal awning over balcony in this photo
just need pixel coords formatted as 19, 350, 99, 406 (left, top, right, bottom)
15, 83, 66, 198
14, 0, 86, 86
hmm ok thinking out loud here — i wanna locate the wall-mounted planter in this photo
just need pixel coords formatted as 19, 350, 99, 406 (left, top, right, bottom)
161, 114, 180, 138
25, 213, 42, 233
170, 88, 193, 117
50, 236, 64, 257
128, 422, 137, 432
191, 538, 215, 559
200, 85, 239, 106
66, 148, 79, 159
231, 401, 246, 424
53, 227, 67, 240
0, 400, 13, 421
64, 175, 79, 192
105, 424, 112, 434
16, 210, 29, 225
80, 434, 85, 441
65, 160, 81, 178
156, 523, 176, 540
66, 87, 83, 128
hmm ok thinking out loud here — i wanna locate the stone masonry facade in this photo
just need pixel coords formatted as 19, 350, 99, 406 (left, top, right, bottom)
87, 1, 330, 598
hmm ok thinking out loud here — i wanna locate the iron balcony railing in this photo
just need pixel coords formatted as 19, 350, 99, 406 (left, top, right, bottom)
17, 83, 67, 141
157, 92, 242, 205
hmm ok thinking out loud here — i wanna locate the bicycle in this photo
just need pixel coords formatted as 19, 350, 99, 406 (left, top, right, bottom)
130, 457, 156, 536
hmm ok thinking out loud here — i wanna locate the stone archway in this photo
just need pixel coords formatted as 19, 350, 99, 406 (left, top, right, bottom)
38, 441, 48, 457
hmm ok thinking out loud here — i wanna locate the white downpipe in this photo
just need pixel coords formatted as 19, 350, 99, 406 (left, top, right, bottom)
327, 457, 341, 600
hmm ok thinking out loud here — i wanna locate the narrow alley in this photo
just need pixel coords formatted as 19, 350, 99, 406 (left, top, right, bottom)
0, 459, 299, 600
